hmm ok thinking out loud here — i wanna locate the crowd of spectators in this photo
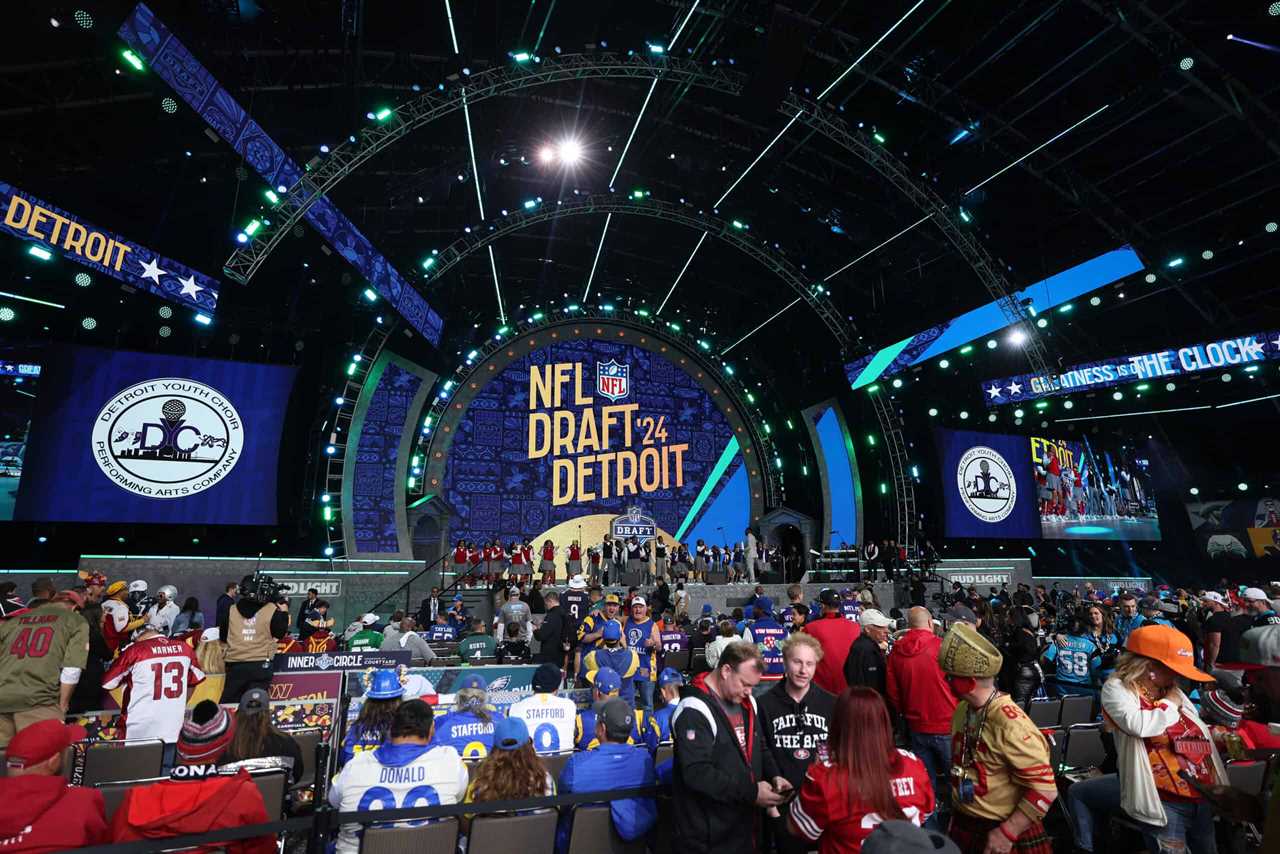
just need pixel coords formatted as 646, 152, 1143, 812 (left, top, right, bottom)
0, 567, 1278, 853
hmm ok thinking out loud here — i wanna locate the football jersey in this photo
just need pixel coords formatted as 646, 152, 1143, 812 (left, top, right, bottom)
102, 635, 205, 743
624, 618, 658, 680
428, 709, 505, 759
508, 691, 577, 755
427, 624, 458, 641
561, 590, 590, 634
329, 742, 469, 854
1044, 635, 1102, 686
574, 707, 659, 753
745, 618, 787, 680
0, 603, 89, 713
790, 749, 934, 853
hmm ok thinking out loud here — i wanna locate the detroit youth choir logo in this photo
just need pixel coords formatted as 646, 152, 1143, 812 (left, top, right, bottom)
596, 359, 630, 402
957, 445, 1016, 523
90, 378, 244, 499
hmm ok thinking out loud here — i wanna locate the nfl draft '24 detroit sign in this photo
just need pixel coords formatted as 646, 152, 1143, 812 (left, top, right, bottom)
91, 378, 243, 499
957, 446, 1017, 523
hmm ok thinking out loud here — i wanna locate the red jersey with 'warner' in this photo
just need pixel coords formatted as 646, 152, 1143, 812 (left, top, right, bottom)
103, 636, 205, 743
790, 750, 935, 854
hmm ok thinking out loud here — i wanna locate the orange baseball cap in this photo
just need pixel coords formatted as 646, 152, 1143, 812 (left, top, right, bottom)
1125, 624, 1213, 682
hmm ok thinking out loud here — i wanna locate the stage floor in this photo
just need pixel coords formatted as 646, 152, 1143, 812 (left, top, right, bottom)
1039, 515, 1161, 541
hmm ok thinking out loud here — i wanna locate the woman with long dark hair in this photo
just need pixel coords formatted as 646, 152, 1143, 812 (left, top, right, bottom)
170, 596, 204, 636
789, 687, 935, 852
339, 669, 403, 767
218, 688, 304, 784
462, 717, 555, 831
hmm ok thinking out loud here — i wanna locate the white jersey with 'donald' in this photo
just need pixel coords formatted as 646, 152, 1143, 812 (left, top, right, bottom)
102, 635, 204, 743
508, 691, 576, 755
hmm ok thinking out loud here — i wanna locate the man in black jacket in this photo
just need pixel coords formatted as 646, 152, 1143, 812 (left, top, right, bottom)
533, 590, 567, 665
673, 640, 791, 854
758, 633, 834, 854
844, 608, 892, 699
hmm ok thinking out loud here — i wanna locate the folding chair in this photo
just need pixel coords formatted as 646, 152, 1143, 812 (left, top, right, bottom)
290, 728, 324, 789
80, 739, 165, 787
1027, 698, 1061, 728
566, 804, 645, 854
469, 810, 557, 854
664, 648, 691, 674
690, 652, 709, 675
541, 751, 572, 781
96, 775, 168, 822
654, 744, 674, 767
359, 816, 459, 854
249, 769, 289, 819
1061, 724, 1106, 773
1059, 694, 1096, 728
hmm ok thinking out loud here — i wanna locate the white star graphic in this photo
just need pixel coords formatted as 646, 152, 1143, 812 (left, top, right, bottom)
987, 385, 1003, 399
178, 275, 204, 298
1272, 336, 1280, 352
1007, 381, 1023, 396
138, 257, 167, 285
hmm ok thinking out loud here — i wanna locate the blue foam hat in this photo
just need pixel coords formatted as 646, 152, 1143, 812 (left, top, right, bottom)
366, 668, 405, 700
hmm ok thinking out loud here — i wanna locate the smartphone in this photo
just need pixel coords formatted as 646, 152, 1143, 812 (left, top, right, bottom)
774, 785, 798, 804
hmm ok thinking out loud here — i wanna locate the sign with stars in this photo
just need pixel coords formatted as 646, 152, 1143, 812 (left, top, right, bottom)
981, 331, 1280, 406
0, 180, 219, 314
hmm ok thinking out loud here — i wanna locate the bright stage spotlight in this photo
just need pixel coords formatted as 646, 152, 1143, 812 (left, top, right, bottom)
1178, 57, 1194, 71
1267, 221, 1278, 233
0, 308, 14, 322
158, 305, 173, 319
81, 317, 97, 330
74, 10, 94, 29
158, 326, 171, 338
538, 146, 555, 163
161, 97, 178, 114
1008, 329, 1027, 346
74, 273, 91, 287
1272, 2, 1280, 15
558, 139, 584, 165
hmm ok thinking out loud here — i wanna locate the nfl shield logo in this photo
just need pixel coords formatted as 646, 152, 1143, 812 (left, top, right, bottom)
596, 359, 630, 401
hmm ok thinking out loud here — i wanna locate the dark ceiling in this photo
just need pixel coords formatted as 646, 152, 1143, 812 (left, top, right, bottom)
1, 0, 1278, 429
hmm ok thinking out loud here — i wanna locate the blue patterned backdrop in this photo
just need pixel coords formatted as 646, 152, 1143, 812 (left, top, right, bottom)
352, 362, 422, 553
441, 339, 737, 544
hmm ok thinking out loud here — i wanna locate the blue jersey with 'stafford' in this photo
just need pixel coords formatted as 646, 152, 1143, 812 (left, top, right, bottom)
428, 708, 505, 759
1044, 635, 1102, 686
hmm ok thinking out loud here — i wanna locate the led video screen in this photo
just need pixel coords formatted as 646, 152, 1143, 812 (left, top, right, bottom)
0, 354, 42, 521
937, 427, 1161, 541
12, 346, 297, 525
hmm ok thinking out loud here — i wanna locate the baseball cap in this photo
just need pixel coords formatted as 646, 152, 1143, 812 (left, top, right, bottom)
860, 609, 893, 629
841, 587, 856, 597
457, 673, 488, 692
492, 716, 531, 751
701, 603, 714, 615
1243, 587, 1270, 602
594, 697, 635, 741
5, 720, 86, 770
177, 701, 234, 764
587, 666, 621, 695
602, 621, 622, 641
361, 613, 379, 625
818, 588, 840, 607
1239, 625, 1280, 669
945, 604, 978, 625
631, 596, 647, 607
657, 667, 684, 687
1139, 597, 1162, 611
568, 575, 587, 590
53, 590, 85, 609
604, 593, 621, 605
532, 663, 562, 692
1201, 591, 1227, 606
80, 571, 107, 588
755, 597, 773, 614
862, 820, 961, 854
239, 688, 270, 715
200, 627, 221, 643
106, 580, 128, 597
1125, 624, 1213, 681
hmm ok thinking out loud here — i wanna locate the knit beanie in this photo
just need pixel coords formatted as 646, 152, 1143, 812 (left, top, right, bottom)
862, 820, 960, 854
176, 700, 235, 764
1200, 689, 1244, 728
938, 621, 1003, 678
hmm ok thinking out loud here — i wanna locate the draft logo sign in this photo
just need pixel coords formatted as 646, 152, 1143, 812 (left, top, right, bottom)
957, 445, 1016, 523
91, 378, 243, 498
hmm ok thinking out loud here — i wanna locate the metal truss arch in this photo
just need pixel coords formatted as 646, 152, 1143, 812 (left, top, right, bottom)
424, 194, 853, 351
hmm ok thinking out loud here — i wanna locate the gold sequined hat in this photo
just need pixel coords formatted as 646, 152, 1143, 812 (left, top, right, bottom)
938, 621, 1003, 678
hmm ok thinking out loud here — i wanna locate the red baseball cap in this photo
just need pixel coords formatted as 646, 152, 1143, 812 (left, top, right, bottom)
5, 720, 86, 770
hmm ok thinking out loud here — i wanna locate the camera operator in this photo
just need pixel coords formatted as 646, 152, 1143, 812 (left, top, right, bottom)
219, 574, 289, 703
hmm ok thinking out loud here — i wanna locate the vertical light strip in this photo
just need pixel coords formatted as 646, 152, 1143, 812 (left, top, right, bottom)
656, 230, 708, 315
487, 245, 505, 323
823, 213, 933, 281
713, 111, 804, 208
964, 103, 1111, 196
582, 212, 612, 302
667, 0, 701, 50
721, 297, 802, 354
460, 89, 485, 220
816, 0, 928, 101
609, 77, 659, 189
443, 0, 460, 54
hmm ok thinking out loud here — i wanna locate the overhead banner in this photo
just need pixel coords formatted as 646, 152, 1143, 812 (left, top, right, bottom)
982, 330, 1279, 406
0, 181, 219, 314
